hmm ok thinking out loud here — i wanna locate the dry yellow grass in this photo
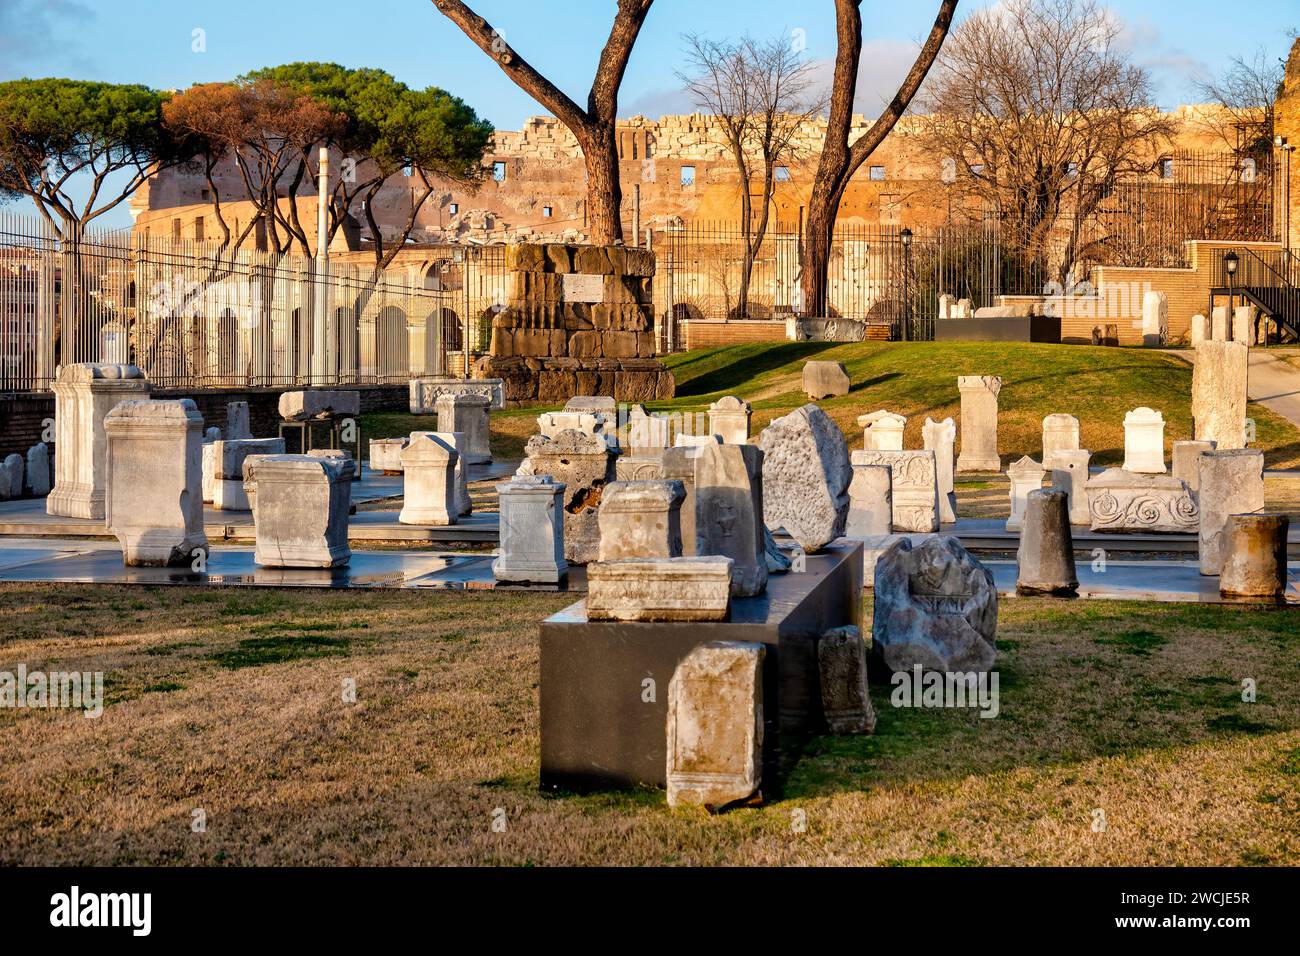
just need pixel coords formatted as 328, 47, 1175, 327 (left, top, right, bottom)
0, 584, 1296, 866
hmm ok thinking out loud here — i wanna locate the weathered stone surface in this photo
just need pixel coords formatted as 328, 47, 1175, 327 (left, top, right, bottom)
708, 396, 751, 444
1141, 290, 1168, 346
586, 556, 733, 621
409, 376, 505, 412
1006, 456, 1046, 532
24, 443, 50, 496
759, 404, 851, 550
399, 434, 458, 526
764, 526, 792, 573
846, 463, 893, 537
956, 375, 1001, 472
1122, 407, 1166, 473
858, 409, 906, 451
204, 426, 222, 443
277, 389, 360, 421
435, 393, 492, 464
0, 454, 18, 499
695, 443, 767, 597
1219, 514, 1290, 599
818, 625, 876, 735
246, 454, 352, 568
494, 474, 568, 585
226, 401, 252, 440
1087, 468, 1199, 533
211, 438, 285, 511
104, 399, 207, 567
412, 431, 472, 516
1192, 341, 1248, 450
1198, 449, 1265, 575
662, 446, 701, 555
200, 442, 216, 503
1232, 304, 1255, 345
666, 640, 764, 809
851, 449, 939, 533
673, 433, 722, 448
1211, 305, 1229, 341
368, 437, 408, 473
1172, 439, 1215, 493
802, 360, 850, 399
1051, 448, 1092, 526
1190, 313, 1208, 346
565, 395, 618, 418
1017, 489, 1078, 595
627, 404, 669, 451
597, 480, 684, 561
537, 410, 615, 450
1041, 413, 1080, 469
872, 536, 998, 674
48, 362, 151, 519
518, 429, 614, 564
922, 416, 957, 523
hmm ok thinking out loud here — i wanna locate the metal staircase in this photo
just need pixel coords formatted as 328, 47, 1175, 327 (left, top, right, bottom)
1211, 248, 1300, 342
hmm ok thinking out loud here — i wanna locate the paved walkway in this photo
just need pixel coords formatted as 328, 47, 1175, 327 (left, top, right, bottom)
1247, 351, 1300, 429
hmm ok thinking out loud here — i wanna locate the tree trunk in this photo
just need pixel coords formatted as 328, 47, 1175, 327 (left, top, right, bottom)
581, 126, 623, 245
802, 178, 838, 316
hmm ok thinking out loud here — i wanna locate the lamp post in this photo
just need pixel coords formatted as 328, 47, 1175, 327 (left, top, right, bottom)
1276, 136, 1293, 259
900, 227, 913, 342
1224, 249, 1238, 315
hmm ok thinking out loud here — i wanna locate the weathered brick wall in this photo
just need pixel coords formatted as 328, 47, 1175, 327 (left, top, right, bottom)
1279, 38, 1300, 251
680, 320, 788, 349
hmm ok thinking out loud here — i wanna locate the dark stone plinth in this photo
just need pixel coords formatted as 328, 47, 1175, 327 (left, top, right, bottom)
539, 539, 863, 795
934, 316, 1061, 343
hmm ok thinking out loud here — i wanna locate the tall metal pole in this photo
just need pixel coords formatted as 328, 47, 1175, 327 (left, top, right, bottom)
313, 146, 330, 383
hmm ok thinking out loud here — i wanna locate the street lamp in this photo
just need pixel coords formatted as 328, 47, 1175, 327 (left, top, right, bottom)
1277, 136, 1293, 257
1224, 250, 1238, 314
900, 228, 914, 342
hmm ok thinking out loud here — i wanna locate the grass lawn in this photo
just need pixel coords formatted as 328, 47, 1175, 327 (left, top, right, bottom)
366, 342, 1300, 469
1, 583, 1297, 866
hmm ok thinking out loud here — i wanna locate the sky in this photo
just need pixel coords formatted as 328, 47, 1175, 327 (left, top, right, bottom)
1, 0, 1296, 228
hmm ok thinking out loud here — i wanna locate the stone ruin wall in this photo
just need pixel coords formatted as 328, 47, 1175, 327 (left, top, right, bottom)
482, 243, 675, 405
1279, 36, 1300, 251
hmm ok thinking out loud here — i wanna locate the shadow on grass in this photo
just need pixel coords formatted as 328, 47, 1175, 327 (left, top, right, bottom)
670, 342, 840, 398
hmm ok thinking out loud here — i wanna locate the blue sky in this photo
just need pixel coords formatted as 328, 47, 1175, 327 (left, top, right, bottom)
2, 0, 1296, 228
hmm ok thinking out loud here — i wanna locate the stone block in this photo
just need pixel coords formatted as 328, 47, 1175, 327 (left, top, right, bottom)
1141, 290, 1168, 346
1006, 456, 1045, 532
368, 437, 408, 473
851, 449, 939, 533
666, 640, 764, 808
211, 438, 285, 511
597, 480, 685, 561
872, 536, 998, 674
802, 360, 850, 399
922, 416, 957, 523
435, 392, 491, 464
494, 474, 568, 585
410, 430, 472, 517
858, 409, 906, 450
104, 399, 207, 567
846, 463, 893, 538
1122, 407, 1166, 473
1192, 341, 1248, 449
1172, 439, 1215, 493
818, 626, 875, 735
708, 396, 751, 444
759, 404, 852, 550
399, 433, 458, 526
277, 389, 360, 421
586, 556, 733, 622
1198, 449, 1265, 575
695, 443, 768, 597
24, 443, 50, 496
956, 375, 1001, 472
519, 429, 614, 564
226, 401, 252, 440
1087, 468, 1198, 533
246, 455, 352, 568
1051, 449, 1092, 526
1041, 413, 1080, 469
47, 362, 151, 520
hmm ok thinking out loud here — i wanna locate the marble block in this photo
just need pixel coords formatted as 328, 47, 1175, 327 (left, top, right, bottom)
586, 556, 734, 622
858, 410, 906, 451
802, 360, 850, 399
1191, 341, 1248, 450
368, 437, 408, 473
518, 429, 614, 565
851, 449, 939, 533
1087, 468, 1198, 533
1006, 456, 1046, 532
1172, 439, 1215, 494
1051, 449, 1092, 526
956, 375, 1001, 472
1122, 407, 1166, 473
708, 396, 752, 444
494, 474, 568, 585
278, 389, 359, 421
212, 438, 285, 511
694, 443, 767, 597
922, 416, 957, 523
1198, 449, 1265, 575
818, 626, 875, 735
597, 480, 685, 561
759, 404, 852, 551
104, 399, 207, 567
435, 392, 491, 464
246, 454, 352, 568
846, 463, 893, 538
399, 433, 458, 526
1041, 413, 1080, 469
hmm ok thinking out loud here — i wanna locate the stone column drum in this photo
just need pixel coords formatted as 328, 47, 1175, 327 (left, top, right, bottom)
48, 363, 151, 519
1198, 449, 1265, 575
104, 399, 207, 567
246, 455, 352, 568
1016, 489, 1078, 595
1219, 514, 1289, 599
493, 474, 568, 585
435, 392, 491, 464
956, 376, 1002, 472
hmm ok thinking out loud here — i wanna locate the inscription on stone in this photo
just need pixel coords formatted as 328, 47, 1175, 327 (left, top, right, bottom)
562, 272, 605, 303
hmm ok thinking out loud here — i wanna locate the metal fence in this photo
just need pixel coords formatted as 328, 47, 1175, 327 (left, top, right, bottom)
0, 212, 460, 393
653, 220, 1011, 343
